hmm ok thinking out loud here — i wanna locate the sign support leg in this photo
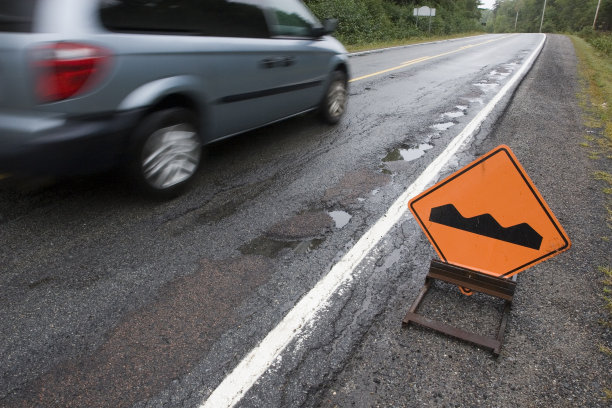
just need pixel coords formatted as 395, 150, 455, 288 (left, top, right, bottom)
402, 260, 516, 356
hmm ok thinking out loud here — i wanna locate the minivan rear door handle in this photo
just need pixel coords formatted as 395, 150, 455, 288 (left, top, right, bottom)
260, 56, 295, 68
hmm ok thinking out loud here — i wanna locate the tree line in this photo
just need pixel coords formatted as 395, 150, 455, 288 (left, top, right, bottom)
304, 0, 485, 45
489, 0, 612, 33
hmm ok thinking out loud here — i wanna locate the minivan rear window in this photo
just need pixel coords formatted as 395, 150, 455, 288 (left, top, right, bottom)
99, 0, 269, 38
0, 0, 37, 32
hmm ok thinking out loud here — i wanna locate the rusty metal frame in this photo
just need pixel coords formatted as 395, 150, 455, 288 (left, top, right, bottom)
402, 260, 516, 356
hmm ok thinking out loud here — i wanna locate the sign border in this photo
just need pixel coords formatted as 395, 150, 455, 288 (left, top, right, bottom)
409, 145, 570, 277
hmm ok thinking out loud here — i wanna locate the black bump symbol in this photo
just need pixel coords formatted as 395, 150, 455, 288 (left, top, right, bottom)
429, 204, 542, 250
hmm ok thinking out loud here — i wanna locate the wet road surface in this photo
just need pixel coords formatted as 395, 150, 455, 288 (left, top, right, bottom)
3, 34, 607, 408
317, 34, 612, 408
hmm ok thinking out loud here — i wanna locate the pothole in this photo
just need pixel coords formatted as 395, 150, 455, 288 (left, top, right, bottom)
462, 97, 484, 105
474, 82, 499, 93
266, 211, 333, 241
323, 169, 391, 208
239, 236, 324, 258
442, 111, 465, 119
489, 69, 510, 79
239, 210, 340, 259
431, 122, 455, 131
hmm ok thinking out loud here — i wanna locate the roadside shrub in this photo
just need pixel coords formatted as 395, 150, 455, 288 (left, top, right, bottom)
589, 34, 612, 56
307, 0, 391, 44
579, 26, 597, 40
578, 27, 612, 57
306, 0, 484, 46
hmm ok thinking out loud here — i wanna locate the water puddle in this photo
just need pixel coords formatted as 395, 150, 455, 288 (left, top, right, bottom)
489, 69, 510, 78
443, 111, 465, 119
474, 82, 499, 93
239, 236, 298, 258
293, 238, 325, 254
383, 143, 433, 163
431, 122, 455, 131
376, 247, 403, 271
462, 97, 484, 105
328, 210, 352, 229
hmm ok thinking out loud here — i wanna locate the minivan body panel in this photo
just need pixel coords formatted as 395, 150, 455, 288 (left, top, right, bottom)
0, 0, 349, 181
209, 37, 330, 138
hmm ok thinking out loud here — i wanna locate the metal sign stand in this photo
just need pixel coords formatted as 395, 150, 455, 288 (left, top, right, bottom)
402, 260, 517, 356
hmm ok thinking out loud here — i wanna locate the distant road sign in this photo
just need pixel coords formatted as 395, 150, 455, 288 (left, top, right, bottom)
409, 145, 570, 277
414, 6, 436, 17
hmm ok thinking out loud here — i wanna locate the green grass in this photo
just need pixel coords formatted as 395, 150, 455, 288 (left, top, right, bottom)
595, 170, 612, 185
602, 265, 612, 308
571, 36, 612, 156
571, 34, 612, 402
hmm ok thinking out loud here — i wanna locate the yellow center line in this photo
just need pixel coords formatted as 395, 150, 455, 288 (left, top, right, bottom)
349, 35, 514, 83
401, 55, 434, 65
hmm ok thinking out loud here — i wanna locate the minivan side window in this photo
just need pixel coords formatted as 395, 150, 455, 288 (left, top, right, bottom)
99, 0, 269, 38
264, 0, 321, 37
0, 0, 37, 32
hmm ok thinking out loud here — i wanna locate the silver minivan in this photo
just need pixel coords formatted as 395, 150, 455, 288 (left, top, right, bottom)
0, 0, 349, 195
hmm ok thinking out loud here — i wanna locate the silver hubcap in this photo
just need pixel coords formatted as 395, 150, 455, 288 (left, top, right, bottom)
141, 123, 201, 189
327, 80, 347, 119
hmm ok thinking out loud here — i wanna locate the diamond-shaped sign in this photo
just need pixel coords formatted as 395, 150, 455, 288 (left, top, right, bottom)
409, 145, 570, 278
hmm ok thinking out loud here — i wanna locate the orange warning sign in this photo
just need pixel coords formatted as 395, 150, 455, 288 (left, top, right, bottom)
409, 145, 570, 278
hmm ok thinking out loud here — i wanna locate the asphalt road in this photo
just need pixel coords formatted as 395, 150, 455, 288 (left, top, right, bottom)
1, 34, 609, 407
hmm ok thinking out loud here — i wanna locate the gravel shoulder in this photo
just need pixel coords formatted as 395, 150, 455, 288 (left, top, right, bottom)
318, 34, 612, 408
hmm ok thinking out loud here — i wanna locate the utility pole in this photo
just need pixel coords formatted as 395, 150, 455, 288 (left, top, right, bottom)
539, 0, 547, 33
514, 10, 519, 32
593, 0, 602, 30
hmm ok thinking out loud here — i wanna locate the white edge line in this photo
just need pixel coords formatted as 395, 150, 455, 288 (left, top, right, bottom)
200, 33, 546, 408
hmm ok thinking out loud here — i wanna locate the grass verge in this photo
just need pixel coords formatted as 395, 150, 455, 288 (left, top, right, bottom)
570, 34, 612, 402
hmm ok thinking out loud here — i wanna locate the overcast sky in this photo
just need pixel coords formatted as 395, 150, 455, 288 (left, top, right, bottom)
480, 0, 495, 9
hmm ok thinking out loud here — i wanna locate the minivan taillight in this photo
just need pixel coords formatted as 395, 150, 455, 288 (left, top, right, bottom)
32, 42, 111, 103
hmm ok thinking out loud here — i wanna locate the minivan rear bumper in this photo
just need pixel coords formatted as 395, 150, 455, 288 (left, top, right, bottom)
0, 109, 143, 175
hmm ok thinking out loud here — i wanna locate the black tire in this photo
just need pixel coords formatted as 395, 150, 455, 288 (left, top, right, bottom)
319, 70, 348, 125
128, 108, 202, 197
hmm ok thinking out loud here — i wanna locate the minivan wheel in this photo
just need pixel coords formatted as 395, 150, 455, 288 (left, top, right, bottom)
130, 108, 201, 196
320, 70, 347, 124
